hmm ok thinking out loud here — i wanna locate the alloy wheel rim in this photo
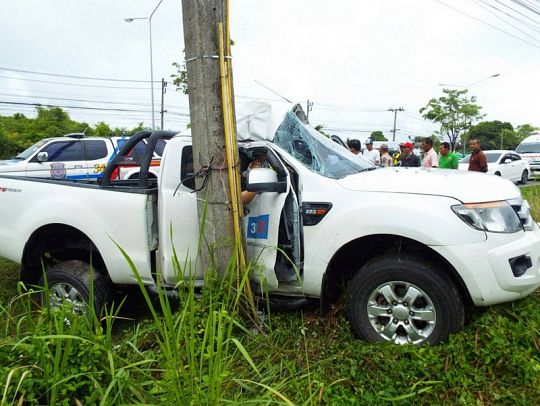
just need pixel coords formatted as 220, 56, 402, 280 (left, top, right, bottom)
48, 282, 87, 314
366, 281, 436, 345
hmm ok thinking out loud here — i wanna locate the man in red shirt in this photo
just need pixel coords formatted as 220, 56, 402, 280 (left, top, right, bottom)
468, 138, 488, 173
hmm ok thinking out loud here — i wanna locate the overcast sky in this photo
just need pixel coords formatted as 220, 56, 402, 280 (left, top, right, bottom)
1, 0, 540, 143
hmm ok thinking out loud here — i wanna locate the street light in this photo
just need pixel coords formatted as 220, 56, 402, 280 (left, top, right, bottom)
125, 0, 164, 130
438, 73, 500, 89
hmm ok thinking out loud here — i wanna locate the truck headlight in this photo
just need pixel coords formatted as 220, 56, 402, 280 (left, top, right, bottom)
451, 201, 522, 233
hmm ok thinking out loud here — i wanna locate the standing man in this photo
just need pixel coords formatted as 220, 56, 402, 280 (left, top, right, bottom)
379, 144, 393, 167
392, 144, 403, 166
438, 142, 459, 169
363, 138, 380, 165
347, 139, 361, 155
422, 137, 438, 168
468, 138, 488, 173
399, 142, 421, 167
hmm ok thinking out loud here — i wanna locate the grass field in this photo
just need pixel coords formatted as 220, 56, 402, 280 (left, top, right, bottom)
0, 186, 539, 404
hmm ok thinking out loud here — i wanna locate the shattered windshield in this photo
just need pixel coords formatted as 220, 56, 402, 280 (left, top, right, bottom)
273, 111, 373, 179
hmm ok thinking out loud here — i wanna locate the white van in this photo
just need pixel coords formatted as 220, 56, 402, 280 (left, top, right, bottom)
0, 134, 127, 181
516, 133, 540, 177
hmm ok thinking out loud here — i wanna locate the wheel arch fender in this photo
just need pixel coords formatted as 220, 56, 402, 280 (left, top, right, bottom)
320, 234, 473, 313
20, 223, 108, 285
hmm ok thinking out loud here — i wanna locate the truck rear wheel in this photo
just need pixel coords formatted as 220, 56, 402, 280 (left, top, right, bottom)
346, 255, 464, 345
38, 260, 110, 316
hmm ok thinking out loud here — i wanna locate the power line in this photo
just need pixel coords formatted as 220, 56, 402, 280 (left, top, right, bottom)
434, 0, 540, 49
0, 100, 188, 116
0, 89, 191, 112
0, 75, 159, 90
0, 66, 159, 83
473, 0, 540, 44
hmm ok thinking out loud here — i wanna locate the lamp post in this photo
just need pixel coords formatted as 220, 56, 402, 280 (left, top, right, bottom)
437, 73, 500, 89
125, 0, 164, 130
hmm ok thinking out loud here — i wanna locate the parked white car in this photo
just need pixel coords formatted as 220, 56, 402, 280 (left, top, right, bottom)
458, 150, 530, 184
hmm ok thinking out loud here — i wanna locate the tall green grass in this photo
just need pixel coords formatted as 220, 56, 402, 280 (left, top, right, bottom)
0, 186, 539, 403
522, 185, 540, 220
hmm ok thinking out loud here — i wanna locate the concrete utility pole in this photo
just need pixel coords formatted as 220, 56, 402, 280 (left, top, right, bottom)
181, 0, 236, 273
160, 78, 167, 129
388, 107, 404, 142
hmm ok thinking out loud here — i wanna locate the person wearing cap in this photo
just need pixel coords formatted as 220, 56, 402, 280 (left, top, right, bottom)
422, 137, 439, 168
362, 138, 380, 165
347, 139, 361, 155
438, 142, 459, 169
399, 141, 421, 167
379, 144, 393, 167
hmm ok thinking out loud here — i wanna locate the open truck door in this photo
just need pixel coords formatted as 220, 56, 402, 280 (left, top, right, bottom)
242, 146, 302, 289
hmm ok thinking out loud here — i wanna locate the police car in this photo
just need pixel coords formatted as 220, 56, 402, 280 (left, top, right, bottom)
0, 133, 127, 181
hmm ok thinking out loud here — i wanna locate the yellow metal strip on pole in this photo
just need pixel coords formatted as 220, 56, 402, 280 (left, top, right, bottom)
218, 20, 256, 315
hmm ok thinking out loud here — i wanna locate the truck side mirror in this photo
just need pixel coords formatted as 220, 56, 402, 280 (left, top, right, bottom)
37, 152, 49, 162
246, 168, 286, 193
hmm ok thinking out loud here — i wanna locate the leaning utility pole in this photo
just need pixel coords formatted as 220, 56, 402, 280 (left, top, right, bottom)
181, 0, 236, 273
388, 107, 404, 142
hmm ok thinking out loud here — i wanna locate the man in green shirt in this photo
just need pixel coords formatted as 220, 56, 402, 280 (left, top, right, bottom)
438, 142, 459, 169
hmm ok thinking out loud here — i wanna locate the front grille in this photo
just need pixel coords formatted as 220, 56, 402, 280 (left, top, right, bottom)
509, 197, 534, 231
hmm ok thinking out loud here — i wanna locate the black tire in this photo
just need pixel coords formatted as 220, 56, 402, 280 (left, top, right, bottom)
346, 255, 464, 345
494, 172, 501, 176
38, 260, 110, 316
520, 170, 528, 185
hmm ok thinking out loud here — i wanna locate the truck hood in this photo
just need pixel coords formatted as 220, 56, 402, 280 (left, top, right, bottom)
337, 167, 521, 203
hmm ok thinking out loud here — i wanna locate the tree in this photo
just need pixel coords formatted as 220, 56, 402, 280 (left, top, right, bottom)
0, 127, 18, 159
92, 122, 113, 137
515, 124, 539, 140
171, 61, 189, 95
420, 89, 484, 152
370, 131, 387, 141
466, 120, 519, 150
0, 108, 148, 154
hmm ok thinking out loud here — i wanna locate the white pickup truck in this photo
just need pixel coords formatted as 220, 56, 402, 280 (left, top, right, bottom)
1, 102, 539, 345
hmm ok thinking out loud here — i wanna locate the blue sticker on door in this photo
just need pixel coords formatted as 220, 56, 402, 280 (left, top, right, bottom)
247, 214, 270, 239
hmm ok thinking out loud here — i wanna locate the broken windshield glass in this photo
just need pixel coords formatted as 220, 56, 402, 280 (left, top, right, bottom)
273, 111, 373, 179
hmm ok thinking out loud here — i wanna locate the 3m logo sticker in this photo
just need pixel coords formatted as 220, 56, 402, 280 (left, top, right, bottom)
247, 214, 270, 239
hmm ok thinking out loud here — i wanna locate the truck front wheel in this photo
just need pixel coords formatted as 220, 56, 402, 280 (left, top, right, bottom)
346, 255, 464, 345
38, 260, 110, 316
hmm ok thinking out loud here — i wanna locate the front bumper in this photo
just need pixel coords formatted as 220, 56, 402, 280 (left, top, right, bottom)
530, 164, 540, 177
431, 222, 540, 306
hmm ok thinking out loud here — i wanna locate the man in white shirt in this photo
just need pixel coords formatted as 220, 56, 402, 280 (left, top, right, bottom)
362, 138, 380, 165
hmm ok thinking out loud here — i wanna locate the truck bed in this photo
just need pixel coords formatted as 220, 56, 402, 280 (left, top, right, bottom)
0, 174, 158, 285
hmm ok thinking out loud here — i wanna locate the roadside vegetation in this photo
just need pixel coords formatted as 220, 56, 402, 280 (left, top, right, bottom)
1, 184, 539, 404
